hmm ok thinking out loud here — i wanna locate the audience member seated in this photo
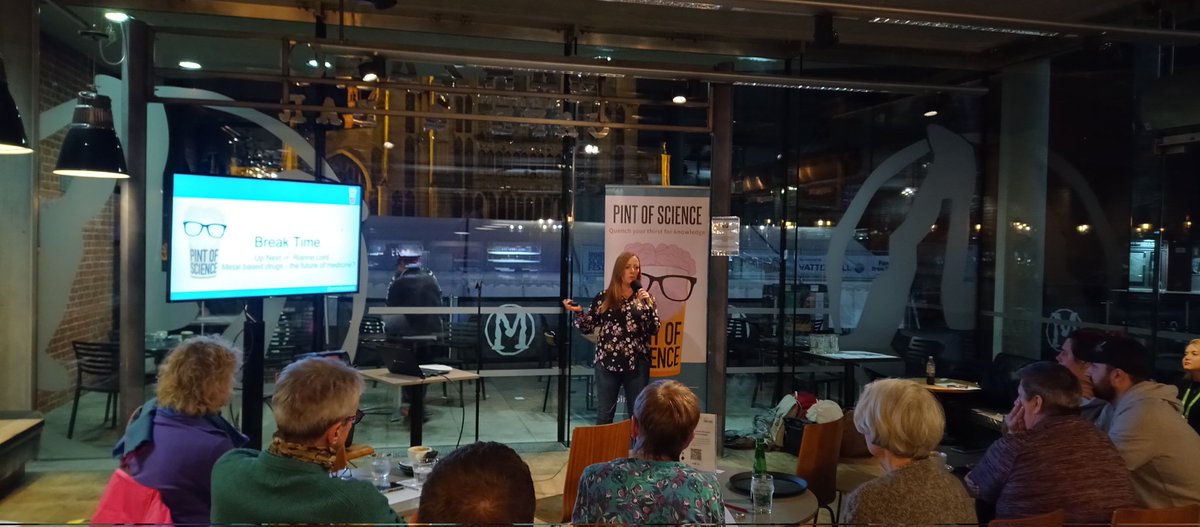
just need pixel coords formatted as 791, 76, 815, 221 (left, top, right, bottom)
1088, 334, 1200, 507
416, 441, 535, 526
110, 336, 246, 525
965, 362, 1135, 524
571, 380, 724, 525
210, 358, 401, 524
1179, 339, 1200, 435
1055, 328, 1113, 428
840, 379, 976, 527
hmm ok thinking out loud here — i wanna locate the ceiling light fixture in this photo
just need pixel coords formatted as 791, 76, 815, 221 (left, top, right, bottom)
104, 11, 130, 23
178, 60, 202, 70
359, 55, 385, 82
672, 94, 687, 104
53, 91, 128, 178
923, 110, 939, 117
0, 55, 32, 155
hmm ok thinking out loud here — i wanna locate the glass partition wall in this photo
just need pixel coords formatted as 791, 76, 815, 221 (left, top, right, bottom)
30, 13, 1199, 463
33, 26, 726, 458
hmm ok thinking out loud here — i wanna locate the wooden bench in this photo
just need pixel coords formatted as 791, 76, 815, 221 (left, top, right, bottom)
0, 412, 44, 497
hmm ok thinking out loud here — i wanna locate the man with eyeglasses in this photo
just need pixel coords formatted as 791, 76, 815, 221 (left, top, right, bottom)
211, 358, 401, 524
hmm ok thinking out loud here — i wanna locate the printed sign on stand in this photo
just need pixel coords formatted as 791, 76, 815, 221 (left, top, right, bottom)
605, 185, 710, 378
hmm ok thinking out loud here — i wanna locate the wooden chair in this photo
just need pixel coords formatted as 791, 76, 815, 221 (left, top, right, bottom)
68, 341, 121, 439
796, 417, 844, 522
561, 420, 633, 522
989, 509, 1065, 527
1112, 504, 1200, 527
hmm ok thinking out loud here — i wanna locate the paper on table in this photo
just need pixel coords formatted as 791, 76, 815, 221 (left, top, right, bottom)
384, 481, 422, 506
680, 413, 716, 472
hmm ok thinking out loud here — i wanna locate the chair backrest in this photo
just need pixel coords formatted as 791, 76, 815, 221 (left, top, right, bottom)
795, 417, 844, 507
72, 341, 120, 390
1112, 504, 1200, 527
561, 420, 633, 522
838, 409, 872, 460
989, 509, 1065, 527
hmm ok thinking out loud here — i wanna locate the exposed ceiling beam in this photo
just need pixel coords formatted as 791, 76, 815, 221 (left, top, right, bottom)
315, 40, 988, 95
56, 0, 992, 70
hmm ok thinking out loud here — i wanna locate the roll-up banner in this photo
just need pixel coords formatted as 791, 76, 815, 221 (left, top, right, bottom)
605, 185, 710, 379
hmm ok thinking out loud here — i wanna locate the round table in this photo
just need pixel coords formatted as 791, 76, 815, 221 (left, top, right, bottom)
907, 378, 981, 394
718, 469, 818, 525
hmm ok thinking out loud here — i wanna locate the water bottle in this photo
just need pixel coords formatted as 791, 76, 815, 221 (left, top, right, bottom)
925, 355, 936, 385
753, 437, 768, 475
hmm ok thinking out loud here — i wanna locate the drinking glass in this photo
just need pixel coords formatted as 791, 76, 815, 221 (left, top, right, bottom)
413, 459, 434, 485
750, 473, 773, 514
369, 452, 392, 490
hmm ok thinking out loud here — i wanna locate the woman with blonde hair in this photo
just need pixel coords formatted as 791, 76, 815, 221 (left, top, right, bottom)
841, 378, 976, 527
572, 380, 724, 525
110, 336, 247, 525
563, 251, 660, 424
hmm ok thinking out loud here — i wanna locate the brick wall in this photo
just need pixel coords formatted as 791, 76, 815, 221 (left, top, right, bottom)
35, 35, 119, 411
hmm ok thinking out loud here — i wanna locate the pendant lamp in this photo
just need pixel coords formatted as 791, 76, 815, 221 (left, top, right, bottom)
53, 91, 128, 178
0, 55, 32, 155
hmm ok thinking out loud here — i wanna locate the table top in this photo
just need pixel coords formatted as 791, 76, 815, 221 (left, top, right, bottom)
347, 465, 422, 514
797, 350, 902, 363
360, 367, 481, 387
716, 467, 818, 525
0, 418, 44, 445
907, 378, 982, 393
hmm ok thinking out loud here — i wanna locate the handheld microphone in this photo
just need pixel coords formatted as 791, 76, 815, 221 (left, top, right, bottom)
631, 280, 653, 307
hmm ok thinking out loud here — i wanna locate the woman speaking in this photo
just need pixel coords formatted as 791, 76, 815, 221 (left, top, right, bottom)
563, 251, 660, 424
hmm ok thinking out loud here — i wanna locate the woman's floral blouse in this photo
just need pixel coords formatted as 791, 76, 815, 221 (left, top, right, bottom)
571, 458, 725, 525
575, 290, 660, 373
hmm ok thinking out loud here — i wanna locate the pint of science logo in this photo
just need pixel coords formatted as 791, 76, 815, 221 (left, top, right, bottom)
183, 206, 227, 279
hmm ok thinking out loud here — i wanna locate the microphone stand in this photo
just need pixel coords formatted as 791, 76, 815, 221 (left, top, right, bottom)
474, 280, 482, 442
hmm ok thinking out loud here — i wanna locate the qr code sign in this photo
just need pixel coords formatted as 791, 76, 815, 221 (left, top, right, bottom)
690, 448, 702, 460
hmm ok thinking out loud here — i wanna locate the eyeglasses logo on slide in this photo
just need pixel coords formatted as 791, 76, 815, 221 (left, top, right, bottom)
184, 206, 225, 278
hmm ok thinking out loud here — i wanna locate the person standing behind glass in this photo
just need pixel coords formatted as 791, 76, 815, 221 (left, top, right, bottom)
1180, 339, 1200, 435
562, 251, 660, 424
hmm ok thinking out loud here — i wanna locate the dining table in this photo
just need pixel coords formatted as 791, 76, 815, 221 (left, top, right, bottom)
716, 462, 819, 525
797, 349, 903, 406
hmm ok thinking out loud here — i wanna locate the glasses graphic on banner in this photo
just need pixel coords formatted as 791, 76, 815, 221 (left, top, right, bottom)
639, 272, 697, 302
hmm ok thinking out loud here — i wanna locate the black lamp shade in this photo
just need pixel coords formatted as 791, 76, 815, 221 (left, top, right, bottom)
53, 91, 128, 178
0, 56, 32, 155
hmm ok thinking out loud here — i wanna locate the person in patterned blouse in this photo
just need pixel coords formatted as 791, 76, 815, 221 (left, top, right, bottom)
571, 380, 724, 525
563, 251, 661, 424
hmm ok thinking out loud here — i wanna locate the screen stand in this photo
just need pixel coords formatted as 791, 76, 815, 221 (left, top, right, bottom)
312, 295, 327, 352
242, 298, 266, 449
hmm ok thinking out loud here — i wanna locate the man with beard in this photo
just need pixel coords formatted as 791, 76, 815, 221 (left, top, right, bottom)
1087, 334, 1200, 508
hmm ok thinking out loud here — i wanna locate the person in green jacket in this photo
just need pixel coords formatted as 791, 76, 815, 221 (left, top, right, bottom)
210, 357, 402, 524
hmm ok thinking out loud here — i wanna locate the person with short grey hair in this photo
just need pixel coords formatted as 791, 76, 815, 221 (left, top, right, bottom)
966, 362, 1135, 524
210, 358, 400, 524
841, 379, 976, 527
